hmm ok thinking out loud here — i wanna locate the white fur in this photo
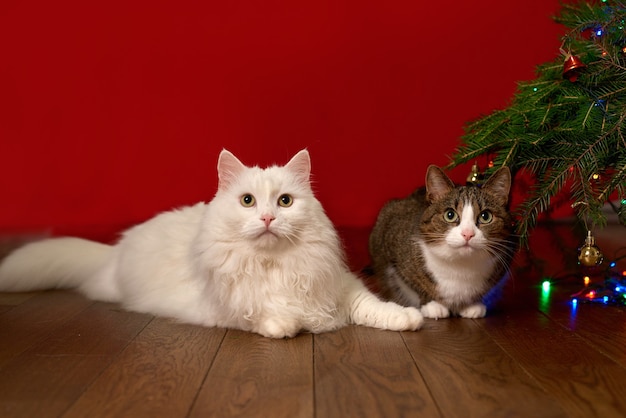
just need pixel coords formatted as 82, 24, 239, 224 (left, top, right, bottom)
420, 301, 450, 319
458, 303, 487, 318
0, 150, 423, 338
418, 203, 494, 318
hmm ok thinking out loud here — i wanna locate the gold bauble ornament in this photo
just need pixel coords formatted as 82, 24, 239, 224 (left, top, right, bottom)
577, 231, 604, 267
466, 162, 484, 187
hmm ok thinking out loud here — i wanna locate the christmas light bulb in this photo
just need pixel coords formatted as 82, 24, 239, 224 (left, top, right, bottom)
578, 231, 604, 267
542, 281, 551, 292
584, 276, 591, 286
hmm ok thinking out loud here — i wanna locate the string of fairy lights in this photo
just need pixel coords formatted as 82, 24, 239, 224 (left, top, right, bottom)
540, 234, 626, 307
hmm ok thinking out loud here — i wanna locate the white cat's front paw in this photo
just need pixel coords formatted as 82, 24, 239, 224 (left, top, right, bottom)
459, 303, 487, 318
257, 318, 300, 339
386, 306, 424, 331
421, 301, 450, 319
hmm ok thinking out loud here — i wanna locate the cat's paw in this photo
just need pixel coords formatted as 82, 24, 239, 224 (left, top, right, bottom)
459, 303, 487, 319
257, 317, 301, 339
386, 306, 424, 331
421, 301, 450, 319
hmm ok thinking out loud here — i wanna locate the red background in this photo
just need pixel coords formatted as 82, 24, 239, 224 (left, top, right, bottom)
1, 1, 566, 240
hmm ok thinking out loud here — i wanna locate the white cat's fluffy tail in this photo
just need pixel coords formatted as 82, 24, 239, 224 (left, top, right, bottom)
0, 237, 112, 294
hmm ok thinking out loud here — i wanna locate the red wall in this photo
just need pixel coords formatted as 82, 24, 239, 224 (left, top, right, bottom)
0, 1, 565, 239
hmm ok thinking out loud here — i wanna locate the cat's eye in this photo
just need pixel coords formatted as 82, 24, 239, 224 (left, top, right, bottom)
278, 194, 293, 207
443, 209, 459, 223
478, 210, 493, 224
240, 194, 256, 207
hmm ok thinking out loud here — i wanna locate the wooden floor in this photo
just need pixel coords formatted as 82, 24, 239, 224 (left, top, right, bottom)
1, 223, 626, 418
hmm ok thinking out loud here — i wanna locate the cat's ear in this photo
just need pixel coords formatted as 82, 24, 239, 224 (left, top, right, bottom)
217, 149, 247, 190
425, 165, 454, 202
285, 149, 311, 183
482, 166, 512, 206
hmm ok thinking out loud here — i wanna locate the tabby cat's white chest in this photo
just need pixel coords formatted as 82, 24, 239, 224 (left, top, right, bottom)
418, 239, 495, 304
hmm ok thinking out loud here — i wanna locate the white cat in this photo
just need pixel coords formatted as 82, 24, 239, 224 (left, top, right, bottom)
0, 149, 423, 338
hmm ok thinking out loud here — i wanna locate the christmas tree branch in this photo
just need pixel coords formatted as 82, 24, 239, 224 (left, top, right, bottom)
448, 0, 626, 244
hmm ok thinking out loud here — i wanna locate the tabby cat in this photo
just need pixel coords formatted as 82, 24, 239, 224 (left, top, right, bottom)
368, 165, 516, 319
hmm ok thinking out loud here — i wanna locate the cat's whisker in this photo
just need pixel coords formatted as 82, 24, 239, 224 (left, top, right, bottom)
419, 231, 447, 244
483, 243, 516, 277
485, 240, 516, 254
283, 231, 300, 247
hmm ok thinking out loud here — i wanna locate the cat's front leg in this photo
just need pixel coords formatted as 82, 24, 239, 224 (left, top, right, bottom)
420, 300, 450, 319
459, 302, 487, 318
345, 277, 423, 331
351, 298, 423, 331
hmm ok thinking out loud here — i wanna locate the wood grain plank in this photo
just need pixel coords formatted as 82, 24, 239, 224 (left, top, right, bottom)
0, 301, 152, 418
0, 291, 39, 306
403, 318, 567, 418
479, 308, 626, 417
0, 290, 94, 369
63, 318, 226, 418
191, 329, 313, 418
315, 326, 438, 418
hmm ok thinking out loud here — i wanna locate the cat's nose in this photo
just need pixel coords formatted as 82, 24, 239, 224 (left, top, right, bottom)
261, 215, 275, 228
461, 229, 475, 242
